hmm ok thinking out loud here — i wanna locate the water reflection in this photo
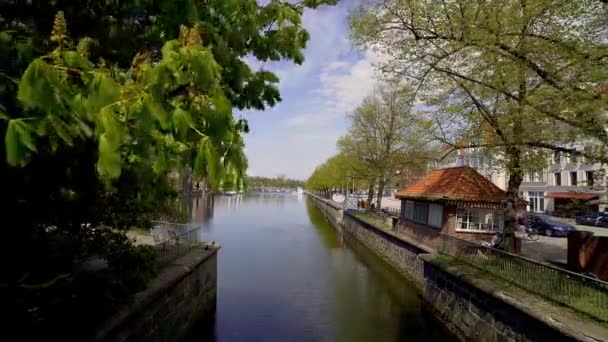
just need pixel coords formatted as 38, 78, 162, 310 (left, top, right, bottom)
191, 194, 214, 224
306, 200, 343, 249
184, 193, 453, 342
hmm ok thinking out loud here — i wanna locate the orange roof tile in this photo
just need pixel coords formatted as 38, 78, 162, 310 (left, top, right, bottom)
395, 166, 507, 203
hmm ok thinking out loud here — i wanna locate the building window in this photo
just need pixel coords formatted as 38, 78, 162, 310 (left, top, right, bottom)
555, 172, 561, 186
587, 171, 595, 187
413, 202, 428, 224
428, 204, 443, 228
404, 201, 414, 220
570, 171, 577, 186
553, 151, 562, 164
456, 208, 504, 232
528, 192, 545, 212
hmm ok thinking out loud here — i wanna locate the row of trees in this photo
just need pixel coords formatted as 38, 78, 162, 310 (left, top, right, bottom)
246, 175, 306, 189
307, 83, 431, 209
311, 0, 607, 251
1, 0, 336, 337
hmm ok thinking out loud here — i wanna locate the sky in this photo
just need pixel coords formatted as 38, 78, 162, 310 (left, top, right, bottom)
241, 0, 380, 180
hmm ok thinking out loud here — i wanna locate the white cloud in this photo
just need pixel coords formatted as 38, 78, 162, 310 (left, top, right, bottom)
283, 50, 383, 128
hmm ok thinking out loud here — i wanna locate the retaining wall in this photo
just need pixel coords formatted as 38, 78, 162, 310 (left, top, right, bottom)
306, 193, 344, 231
307, 192, 432, 288
95, 246, 219, 342
421, 254, 608, 342
342, 213, 431, 288
306, 192, 608, 341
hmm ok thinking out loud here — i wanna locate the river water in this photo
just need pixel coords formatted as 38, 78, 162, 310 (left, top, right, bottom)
185, 193, 453, 341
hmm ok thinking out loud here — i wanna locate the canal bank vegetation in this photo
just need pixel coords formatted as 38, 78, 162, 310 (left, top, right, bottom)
0, 0, 337, 338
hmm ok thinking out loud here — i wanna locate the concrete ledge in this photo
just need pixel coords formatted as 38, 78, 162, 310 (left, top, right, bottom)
95, 245, 220, 341
305, 192, 344, 211
421, 254, 608, 342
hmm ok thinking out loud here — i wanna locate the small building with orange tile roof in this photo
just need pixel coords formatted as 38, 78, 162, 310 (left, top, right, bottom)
395, 166, 526, 245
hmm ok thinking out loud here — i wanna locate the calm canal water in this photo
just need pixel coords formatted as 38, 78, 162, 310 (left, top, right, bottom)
185, 193, 453, 341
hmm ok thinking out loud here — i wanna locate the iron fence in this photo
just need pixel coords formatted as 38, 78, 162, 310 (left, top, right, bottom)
437, 234, 608, 321
150, 221, 202, 265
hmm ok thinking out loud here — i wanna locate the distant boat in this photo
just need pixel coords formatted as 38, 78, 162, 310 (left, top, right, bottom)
223, 190, 237, 196
297, 187, 304, 194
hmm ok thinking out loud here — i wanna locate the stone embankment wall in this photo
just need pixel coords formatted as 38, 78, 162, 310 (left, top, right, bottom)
342, 212, 431, 288
306, 192, 344, 231
95, 246, 219, 342
306, 192, 608, 342
421, 255, 608, 342
307, 192, 431, 288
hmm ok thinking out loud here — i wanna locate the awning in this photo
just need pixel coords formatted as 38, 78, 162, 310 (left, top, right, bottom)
545, 192, 599, 200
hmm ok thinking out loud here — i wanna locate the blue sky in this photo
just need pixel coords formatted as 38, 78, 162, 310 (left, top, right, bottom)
240, 1, 380, 180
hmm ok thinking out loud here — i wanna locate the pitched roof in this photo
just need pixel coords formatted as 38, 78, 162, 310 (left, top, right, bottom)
395, 166, 507, 203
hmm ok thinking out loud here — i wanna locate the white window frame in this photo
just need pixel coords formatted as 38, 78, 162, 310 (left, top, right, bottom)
528, 192, 545, 212
455, 207, 504, 233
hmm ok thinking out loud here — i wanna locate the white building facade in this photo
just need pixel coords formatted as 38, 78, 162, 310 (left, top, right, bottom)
520, 149, 606, 214
434, 145, 607, 215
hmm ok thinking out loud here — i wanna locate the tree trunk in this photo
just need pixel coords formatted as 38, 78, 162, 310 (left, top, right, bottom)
376, 175, 385, 212
366, 178, 375, 210
502, 146, 523, 253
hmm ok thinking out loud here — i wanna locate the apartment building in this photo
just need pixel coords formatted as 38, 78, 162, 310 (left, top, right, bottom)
520, 149, 606, 214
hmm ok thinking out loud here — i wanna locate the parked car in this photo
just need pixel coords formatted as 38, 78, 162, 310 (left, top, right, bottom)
597, 215, 608, 228
522, 213, 576, 237
575, 212, 608, 227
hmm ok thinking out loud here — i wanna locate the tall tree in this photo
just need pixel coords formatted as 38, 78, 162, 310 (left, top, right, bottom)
338, 83, 423, 211
0, 0, 337, 336
350, 0, 608, 250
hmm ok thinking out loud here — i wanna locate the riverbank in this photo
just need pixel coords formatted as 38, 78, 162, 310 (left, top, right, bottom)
306, 192, 608, 341
95, 245, 219, 341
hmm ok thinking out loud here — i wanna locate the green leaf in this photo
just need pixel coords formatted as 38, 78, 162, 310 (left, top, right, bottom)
85, 73, 120, 115
145, 97, 169, 129
62, 51, 94, 70
97, 133, 121, 179
211, 94, 232, 115
99, 107, 123, 147
5, 119, 36, 166
172, 107, 193, 134
49, 116, 74, 146
18, 59, 58, 111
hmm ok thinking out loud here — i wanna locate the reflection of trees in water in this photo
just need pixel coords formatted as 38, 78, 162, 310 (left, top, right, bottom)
333, 233, 453, 341
191, 194, 214, 225
305, 199, 343, 249
214, 194, 244, 210
304, 198, 452, 341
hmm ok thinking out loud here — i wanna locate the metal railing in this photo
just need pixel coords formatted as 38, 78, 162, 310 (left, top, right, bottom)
437, 234, 608, 321
150, 221, 202, 265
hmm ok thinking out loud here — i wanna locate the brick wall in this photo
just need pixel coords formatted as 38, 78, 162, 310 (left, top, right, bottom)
398, 202, 495, 246
95, 247, 219, 342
